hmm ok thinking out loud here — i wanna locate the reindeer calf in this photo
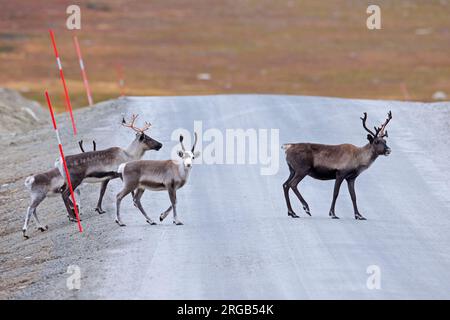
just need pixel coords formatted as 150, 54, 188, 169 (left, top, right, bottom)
22, 141, 95, 238
115, 133, 200, 226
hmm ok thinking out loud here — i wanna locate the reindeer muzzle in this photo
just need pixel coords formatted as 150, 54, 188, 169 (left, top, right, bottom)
384, 147, 391, 156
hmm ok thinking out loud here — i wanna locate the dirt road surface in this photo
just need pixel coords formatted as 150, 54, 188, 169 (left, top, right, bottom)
1, 95, 449, 299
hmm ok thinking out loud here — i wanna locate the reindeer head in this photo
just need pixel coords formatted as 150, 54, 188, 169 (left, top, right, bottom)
360, 111, 392, 156
122, 114, 163, 151
177, 133, 200, 168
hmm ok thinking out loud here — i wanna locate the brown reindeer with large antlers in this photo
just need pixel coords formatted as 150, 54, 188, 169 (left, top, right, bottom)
57, 114, 163, 221
282, 111, 392, 220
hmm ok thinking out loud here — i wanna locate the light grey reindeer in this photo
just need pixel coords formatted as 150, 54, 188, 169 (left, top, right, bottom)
22, 140, 96, 238
115, 132, 200, 226
56, 115, 163, 221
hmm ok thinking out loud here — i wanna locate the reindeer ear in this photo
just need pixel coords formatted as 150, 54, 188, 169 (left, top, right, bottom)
367, 134, 374, 144
177, 150, 184, 158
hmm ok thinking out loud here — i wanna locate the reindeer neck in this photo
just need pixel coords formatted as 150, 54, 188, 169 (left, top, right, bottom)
177, 161, 192, 181
124, 139, 146, 161
356, 143, 379, 168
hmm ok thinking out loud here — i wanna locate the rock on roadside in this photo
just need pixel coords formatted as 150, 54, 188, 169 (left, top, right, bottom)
0, 88, 48, 136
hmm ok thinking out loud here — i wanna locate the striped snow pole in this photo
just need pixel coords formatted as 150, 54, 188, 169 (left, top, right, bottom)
45, 91, 83, 233
73, 35, 94, 106
49, 29, 77, 135
116, 64, 125, 97
400, 82, 411, 101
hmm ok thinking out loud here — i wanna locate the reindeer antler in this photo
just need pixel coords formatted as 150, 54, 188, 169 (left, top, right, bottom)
78, 140, 85, 153
360, 112, 376, 137
376, 111, 392, 138
179, 134, 186, 151
191, 132, 198, 152
122, 114, 152, 133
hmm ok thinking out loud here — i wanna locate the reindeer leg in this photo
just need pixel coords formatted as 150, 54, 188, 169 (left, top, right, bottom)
290, 172, 311, 217
32, 207, 49, 232
287, 169, 310, 218
61, 190, 76, 222
168, 187, 182, 225
75, 188, 82, 215
159, 206, 173, 222
347, 178, 366, 220
133, 188, 156, 225
131, 190, 138, 208
283, 165, 298, 218
23, 194, 46, 238
61, 178, 83, 222
22, 207, 33, 239
329, 176, 344, 219
95, 179, 109, 214
115, 185, 135, 227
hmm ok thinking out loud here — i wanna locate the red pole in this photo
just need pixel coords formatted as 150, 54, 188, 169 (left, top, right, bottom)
49, 29, 77, 135
400, 83, 411, 101
45, 91, 83, 233
73, 35, 94, 106
116, 64, 125, 97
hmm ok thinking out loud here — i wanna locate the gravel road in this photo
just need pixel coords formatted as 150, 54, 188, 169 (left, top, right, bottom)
1, 95, 449, 299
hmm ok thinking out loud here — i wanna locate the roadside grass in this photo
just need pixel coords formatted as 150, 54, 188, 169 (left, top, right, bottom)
1, 0, 449, 112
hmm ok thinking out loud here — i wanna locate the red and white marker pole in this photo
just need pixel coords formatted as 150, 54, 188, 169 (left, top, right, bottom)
400, 82, 411, 101
49, 29, 77, 135
73, 35, 94, 106
116, 64, 125, 97
45, 91, 83, 233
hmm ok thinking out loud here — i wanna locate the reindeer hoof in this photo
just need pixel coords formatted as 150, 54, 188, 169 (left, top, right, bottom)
147, 220, 157, 225
288, 212, 300, 218
38, 225, 48, 232
115, 219, 126, 227
95, 208, 105, 214
173, 221, 184, 225
355, 215, 366, 220
303, 207, 311, 216
331, 216, 340, 219
22, 230, 29, 239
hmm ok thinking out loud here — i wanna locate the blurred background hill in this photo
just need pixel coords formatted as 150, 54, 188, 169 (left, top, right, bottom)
0, 0, 449, 111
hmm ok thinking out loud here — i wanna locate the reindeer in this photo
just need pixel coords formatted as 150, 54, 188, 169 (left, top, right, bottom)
22, 140, 96, 238
57, 115, 163, 221
115, 133, 200, 226
282, 111, 392, 220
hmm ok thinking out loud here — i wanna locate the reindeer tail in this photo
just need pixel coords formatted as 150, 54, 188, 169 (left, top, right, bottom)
24, 176, 35, 190
281, 144, 292, 151
117, 163, 127, 180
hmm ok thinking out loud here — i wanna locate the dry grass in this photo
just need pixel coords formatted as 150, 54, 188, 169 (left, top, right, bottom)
0, 0, 449, 111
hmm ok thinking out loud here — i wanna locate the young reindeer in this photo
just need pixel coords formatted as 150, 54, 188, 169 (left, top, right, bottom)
57, 115, 163, 221
282, 111, 392, 220
22, 140, 96, 239
115, 133, 200, 226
